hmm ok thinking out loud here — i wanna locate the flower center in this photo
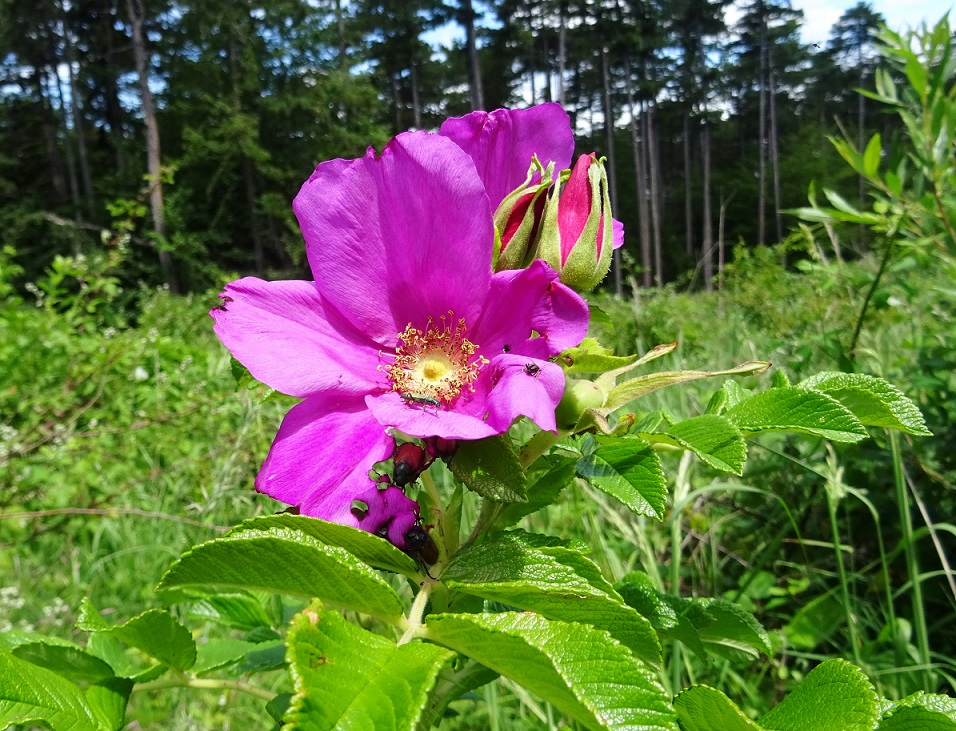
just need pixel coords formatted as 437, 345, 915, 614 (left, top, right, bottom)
383, 312, 486, 405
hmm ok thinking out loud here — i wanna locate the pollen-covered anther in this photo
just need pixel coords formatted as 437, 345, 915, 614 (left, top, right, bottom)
385, 311, 485, 404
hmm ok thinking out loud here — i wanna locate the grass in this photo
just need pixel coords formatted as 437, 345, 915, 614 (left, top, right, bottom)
2, 248, 954, 727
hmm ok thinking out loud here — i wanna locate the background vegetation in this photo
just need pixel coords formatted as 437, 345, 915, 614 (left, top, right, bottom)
1, 1, 955, 729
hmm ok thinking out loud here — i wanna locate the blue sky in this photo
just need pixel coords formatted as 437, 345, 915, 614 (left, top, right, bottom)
784, 0, 950, 44
424, 1, 950, 50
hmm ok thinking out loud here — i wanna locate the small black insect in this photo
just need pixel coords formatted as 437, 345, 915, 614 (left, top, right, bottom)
392, 442, 428, 487
524, 362, 540, 378
404, 524, 439, 578
217, 295, 234, 312
503, 344, 511, 353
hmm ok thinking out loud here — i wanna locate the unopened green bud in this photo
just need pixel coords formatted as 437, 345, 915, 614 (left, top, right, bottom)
535, 153, 615, 291
554, 378, 605, 431
493, 157, 555, 271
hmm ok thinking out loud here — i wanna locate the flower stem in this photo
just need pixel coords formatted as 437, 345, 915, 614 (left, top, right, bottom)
398, 580, 433, 646
133, 674, 276, 702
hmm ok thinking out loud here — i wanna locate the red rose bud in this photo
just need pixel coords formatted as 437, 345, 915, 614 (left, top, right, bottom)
535, 153, 614, 291
493, 156, 555, 271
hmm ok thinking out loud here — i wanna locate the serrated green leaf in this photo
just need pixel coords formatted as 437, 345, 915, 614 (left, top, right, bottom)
85, 634, 138, 679
497, 457, 577, 527
577, 436, 667, 519
657, 415, 747, 474
725, 387, 868, 442
0, 647, 108, 731
418, 659, 499, 729
799, 372, 930, 436
448, 435, 527, 503
228, 513, 418, 575
283, 603, 454, 731
616, 573, 769, 660
265, 693, 293, 724
85, 677, 132, 731
695, 599, 772, 659
186, 590, 274, 631
674, 685, 763, 731
603, 361, 770, 410
77, 600, 196, 672
878, 707, 956, 731
0, 630, 78, 652
879, 691, 956, 730
892, 692, 956, 718
760, 659, 877, 731
443, 532, 661, 664
193, 638, 262, 675
783, 591, 845, 650
12, 643, 115, 683
157, 528, 406, 621
237, 640, 287, 674
424, 612, 677, 731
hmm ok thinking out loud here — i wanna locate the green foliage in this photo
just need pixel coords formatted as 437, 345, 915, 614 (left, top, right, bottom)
284, 603, 454, 730
3, 22, 954, 722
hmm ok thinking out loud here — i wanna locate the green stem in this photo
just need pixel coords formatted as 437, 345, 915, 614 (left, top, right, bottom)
890, 430, 932, 687
133, 675, 276, 702
848, 238, 894, 360
828, 494, 863, 667
668, 453, 693, 694
398, 580, 433, 646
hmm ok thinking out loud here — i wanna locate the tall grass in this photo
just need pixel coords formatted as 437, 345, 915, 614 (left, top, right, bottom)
3, 246, 954, 726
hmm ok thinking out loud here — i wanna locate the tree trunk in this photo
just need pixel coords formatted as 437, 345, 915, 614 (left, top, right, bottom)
757, 0, 767, 245
600, 45, 621, 295
557, 0, 566, 107
625, 63, 651, 289
228, 31, 265, 277
102, 6, 126, 175
60, 4, 94, 217
389, 73, 402, 133
410, 62, 422, 129
647, 104, 663, 286
768, 63, 783, 245
701, 119, 714, 291
45, 65, 77, 208
683, 114, 694, 258
127, 0, 176, 291
462, 0, 484, 110
718, 192, 731, 289
334, 0, 347, 67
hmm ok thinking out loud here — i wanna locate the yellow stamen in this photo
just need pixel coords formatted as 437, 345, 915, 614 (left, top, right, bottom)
384, 311, 486, 405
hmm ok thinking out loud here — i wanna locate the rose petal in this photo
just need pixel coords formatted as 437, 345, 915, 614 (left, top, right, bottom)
484, 355, 565, 432
473, 259, 589, 358
257, 395, 394, 524
212, 277, 384, 398
365, 390, 498, 441
613, 218, 624, 249
294, 132, 494, 344
355, 485, 419, 548
439, 104, 574, 209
